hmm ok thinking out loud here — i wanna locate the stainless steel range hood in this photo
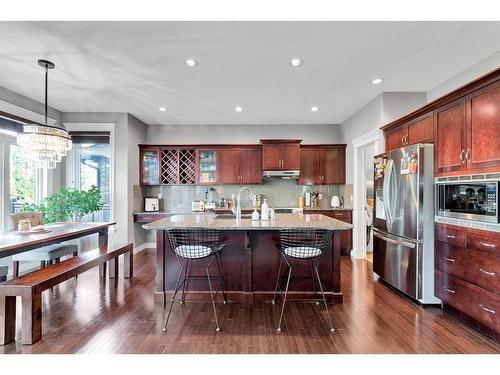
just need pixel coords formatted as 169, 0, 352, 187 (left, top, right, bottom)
263, 170, 300, 179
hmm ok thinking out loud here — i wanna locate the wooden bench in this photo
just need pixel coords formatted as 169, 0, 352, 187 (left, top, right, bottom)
0, 242, 133, 345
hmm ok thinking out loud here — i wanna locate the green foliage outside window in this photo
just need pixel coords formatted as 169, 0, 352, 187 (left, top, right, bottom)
10, 145, 35, 204
22, 186, 104, 223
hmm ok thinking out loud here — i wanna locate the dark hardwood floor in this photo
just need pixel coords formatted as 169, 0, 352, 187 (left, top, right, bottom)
1, 249, 499, 354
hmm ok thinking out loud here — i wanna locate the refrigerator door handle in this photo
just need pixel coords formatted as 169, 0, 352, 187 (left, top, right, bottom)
373, 230, 416, 249
383, 158, 395, 226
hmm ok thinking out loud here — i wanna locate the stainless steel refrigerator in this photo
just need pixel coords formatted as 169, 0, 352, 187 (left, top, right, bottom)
373, 143, 440, 304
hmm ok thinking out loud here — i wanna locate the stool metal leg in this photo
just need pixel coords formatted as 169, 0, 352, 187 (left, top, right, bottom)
272, 256, 283, 305
277, 259, 292, 333
206, 261, 221, 332
162, 265, 185, 332
314, 265, 335, 332
309, 259, 320, 306
180, 260, 189, 304
215, 254, 227, 304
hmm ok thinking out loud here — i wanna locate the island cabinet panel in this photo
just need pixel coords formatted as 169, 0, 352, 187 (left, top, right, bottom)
434, 98, 467, 175
299, 145, 346, 185
434, 223, 500, 339
466, 80, 500, 171
261, 140, 301, 170
304, 210, 352, 255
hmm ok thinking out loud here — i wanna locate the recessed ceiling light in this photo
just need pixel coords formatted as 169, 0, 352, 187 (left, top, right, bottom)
371, 77, 384, 85
185, 59, 198, 67
235, 106, 243, 112
310, 106, 319, 112
158, 107, 167, 112
290, 58, 303, 67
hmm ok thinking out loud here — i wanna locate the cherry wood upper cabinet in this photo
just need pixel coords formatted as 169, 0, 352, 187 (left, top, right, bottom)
299, 145, 346, 185
385, 125, 408, 151
217, 147, 262, 185
239, 147, 262, 184
407, 112, 434, 145
139, 147, 160, 185
299, 148, 322, 185
466, 80, 500, 171
217, 148, 240, 184
323, 146, 346, 184
434, 98, 467, 175
261, 140, 301, 170
384, 112, 434, 152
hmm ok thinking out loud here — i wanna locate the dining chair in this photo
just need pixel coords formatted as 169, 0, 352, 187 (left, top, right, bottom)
163, 228, 227, 332
272, 228, 335, 333
9, 212, 79, 277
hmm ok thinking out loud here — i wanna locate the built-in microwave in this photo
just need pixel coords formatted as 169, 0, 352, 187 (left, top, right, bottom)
436, 180, 499, 223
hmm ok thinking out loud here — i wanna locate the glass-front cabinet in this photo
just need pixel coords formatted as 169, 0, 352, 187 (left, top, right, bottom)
140, 147, 160, 185
198, 150, 217, 184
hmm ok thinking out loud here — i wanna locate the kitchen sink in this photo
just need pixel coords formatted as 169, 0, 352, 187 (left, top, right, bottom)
215, 214, 253, 220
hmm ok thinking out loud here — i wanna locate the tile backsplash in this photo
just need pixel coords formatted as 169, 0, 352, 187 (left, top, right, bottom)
139, 179, 345, 211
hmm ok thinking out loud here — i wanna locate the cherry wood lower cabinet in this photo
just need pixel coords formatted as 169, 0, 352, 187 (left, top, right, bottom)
434, 223, 500, 339
304, 210, 352, 255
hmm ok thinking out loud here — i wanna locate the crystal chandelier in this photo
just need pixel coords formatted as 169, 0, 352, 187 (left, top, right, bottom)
17, 59, 71, 169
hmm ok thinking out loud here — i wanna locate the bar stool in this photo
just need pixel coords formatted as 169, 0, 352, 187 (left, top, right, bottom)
0, 266, 7, 283
163, 228, 227, 332
272, 228, 335, 333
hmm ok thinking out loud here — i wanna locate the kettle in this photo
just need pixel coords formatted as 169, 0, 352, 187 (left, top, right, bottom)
331, 195, 343, 208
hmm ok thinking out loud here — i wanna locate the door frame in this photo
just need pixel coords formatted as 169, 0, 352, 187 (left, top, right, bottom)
352, 129, 384, 259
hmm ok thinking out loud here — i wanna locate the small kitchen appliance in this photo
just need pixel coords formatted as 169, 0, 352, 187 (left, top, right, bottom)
331, 195, 343, 208
144, 197, 159, 212
191, 200, 205, 212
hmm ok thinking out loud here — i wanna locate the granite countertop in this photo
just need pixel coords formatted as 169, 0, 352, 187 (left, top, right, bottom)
142, 213, 353, 231
134, 206, 353, 215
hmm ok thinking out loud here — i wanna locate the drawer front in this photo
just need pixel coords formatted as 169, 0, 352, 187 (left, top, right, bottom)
435, 270, 500, 334
306, 210, 352, 222
435, 241, 500, 295
467, 231, 500, 257
435, 223, 466, 248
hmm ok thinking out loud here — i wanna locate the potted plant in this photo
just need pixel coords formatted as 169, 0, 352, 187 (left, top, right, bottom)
22, 185, 104, 223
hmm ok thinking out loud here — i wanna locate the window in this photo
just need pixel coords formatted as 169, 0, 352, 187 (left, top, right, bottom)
9, 144, 37, 213
1, 114, 42, 228
68, 132, 111, 222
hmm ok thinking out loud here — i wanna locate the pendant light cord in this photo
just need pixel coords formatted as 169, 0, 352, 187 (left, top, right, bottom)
44, 64, 48, 125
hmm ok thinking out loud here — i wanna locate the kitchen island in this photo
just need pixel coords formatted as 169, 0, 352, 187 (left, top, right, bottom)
143, 213, 352, 304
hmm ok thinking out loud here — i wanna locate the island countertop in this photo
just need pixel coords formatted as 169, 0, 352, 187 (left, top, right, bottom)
142, 213, 353, 231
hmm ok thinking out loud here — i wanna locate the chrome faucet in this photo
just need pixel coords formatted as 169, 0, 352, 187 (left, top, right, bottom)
232, 187, 253, 220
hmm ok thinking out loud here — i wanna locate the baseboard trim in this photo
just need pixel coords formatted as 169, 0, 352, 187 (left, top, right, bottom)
134, 242, 156, 254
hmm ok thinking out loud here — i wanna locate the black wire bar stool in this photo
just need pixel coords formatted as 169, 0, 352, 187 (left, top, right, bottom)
163, 228, 227, 332
271, 228, 335, 333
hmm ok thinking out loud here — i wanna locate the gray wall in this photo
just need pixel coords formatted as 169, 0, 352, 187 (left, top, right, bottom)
147, 123, 342, 145
427, 50, 500, 102
0, 85, 63, 124
339, 92, 426, 184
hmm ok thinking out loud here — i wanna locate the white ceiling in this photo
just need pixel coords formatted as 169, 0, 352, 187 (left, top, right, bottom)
0, 21, 499, 125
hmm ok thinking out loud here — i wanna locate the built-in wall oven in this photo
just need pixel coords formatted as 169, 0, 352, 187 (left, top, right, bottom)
436, 180, 499, 223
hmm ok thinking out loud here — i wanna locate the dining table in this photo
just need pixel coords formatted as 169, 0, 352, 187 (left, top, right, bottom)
0, 222, 116, 277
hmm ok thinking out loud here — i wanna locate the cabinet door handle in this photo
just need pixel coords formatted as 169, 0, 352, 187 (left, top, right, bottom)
479, 241, 496, 248
479, 268, 496, 277
405, 134, 409, 145
466, 148, 471, 161
444, 287, 455, 294
479, 304, 496, 314
401, 135, 405, 146
443, 256, 455, 263
459, 150, 465, 164
445, 234, 456, 239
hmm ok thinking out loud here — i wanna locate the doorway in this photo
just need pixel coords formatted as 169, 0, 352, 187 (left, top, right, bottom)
352, 129, 384, 260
